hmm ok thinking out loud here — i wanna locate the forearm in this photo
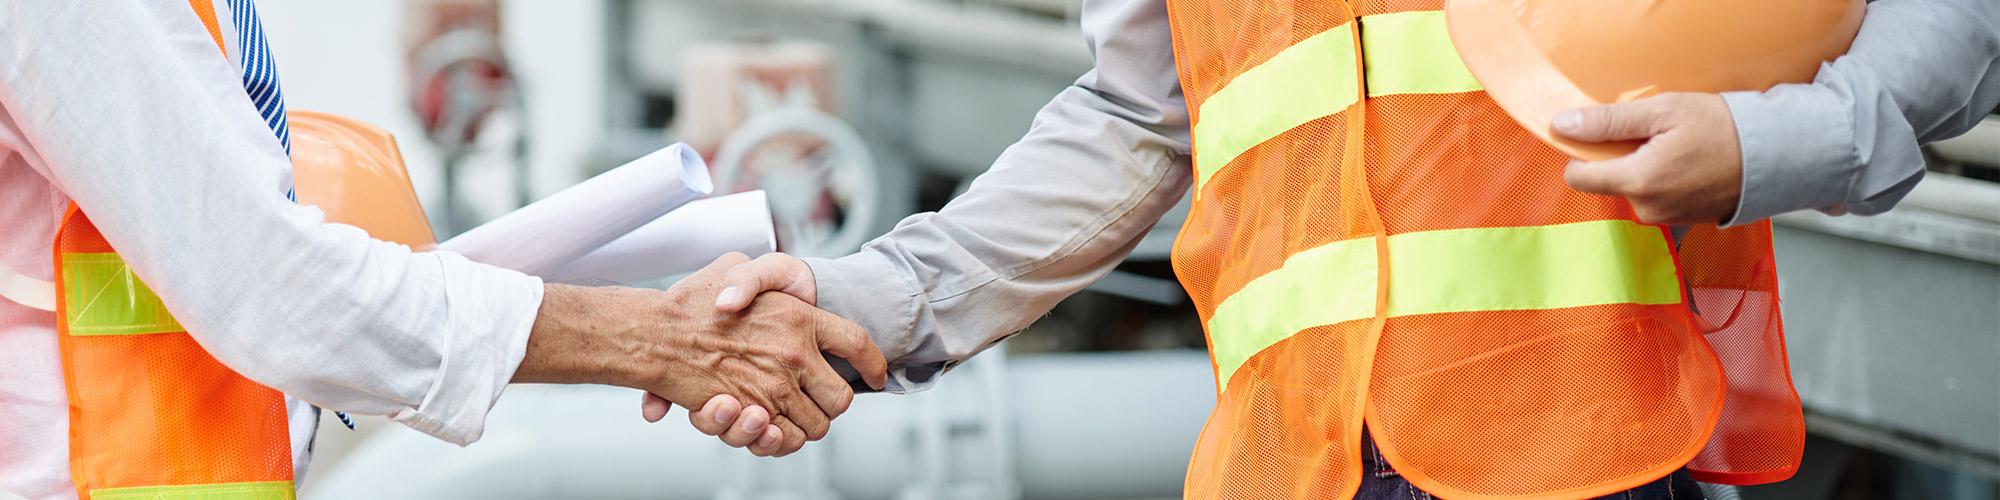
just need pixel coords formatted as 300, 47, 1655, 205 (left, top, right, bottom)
1724, 0, 2000, 224
514, 284, 652, 388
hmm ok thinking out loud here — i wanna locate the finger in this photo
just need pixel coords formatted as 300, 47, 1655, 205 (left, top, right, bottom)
775, 383, 832, 441
800, 352, 857, 420
1563, 159, 1635, 196
772, 417, 808, 457
641, 392, 672, 423
813, 310, 889, 390
748, 424, 784, 457
719, 404, 770, 448
1552, 95, 1678, 143
687, 252, 755, 284
715, 253, 816, 313
690, 394, 744, 436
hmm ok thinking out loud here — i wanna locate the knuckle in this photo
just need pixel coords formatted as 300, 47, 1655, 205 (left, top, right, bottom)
1622, 174, 1656, 197
753, 253, 787, 267
831, 389, 855, 416
1634, 205, 1666, 224
782, 304, 812, 327
781, 351, 809, 370
762, 380, 793, 400
1582, 105, 1614, 126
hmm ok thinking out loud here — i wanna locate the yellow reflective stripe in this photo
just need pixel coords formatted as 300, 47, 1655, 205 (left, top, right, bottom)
1386, 220, 1682, 316
60, 252, 184, 336
1189, 12, 1486, 196
1208, 221, 1681, 388
1360, 10, 1483, 97
1191, 23, 1359, 197
92, 481, 294, 500
1207, 237, 1378, 390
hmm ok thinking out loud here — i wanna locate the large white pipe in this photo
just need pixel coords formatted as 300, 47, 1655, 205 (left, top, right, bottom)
1929, 115, 1999, 169
302, 351, 1217, 500
1899, 173, 2000, 224
440, 143, 713, 276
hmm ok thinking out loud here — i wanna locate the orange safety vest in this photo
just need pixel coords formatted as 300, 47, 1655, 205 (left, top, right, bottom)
49, 4, 433, 497
50, 2, 291, 498
1164, 1, 1804, 498
54, 115, 427, 500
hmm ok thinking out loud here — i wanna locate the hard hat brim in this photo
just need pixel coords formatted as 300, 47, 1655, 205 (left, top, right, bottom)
1445, 0, 1643, 161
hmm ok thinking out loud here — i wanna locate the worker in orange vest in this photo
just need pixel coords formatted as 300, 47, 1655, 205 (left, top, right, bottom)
0, 3, 885, 498
672, 0, 2000, 498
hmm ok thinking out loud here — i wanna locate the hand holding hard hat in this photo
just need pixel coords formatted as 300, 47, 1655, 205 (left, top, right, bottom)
1447, 0, 1865, 224
1552, 93, 1745, 225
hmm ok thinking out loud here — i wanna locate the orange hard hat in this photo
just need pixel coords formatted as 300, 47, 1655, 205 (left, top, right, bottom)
1445, 0, 1865, 160
289, 110, 439, 250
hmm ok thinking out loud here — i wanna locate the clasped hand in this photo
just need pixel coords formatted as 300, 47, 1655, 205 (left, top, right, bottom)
633, 252, 880, 457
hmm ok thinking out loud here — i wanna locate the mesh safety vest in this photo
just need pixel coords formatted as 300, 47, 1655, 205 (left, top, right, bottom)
52, 3, 354, 498
1163, 1, 1805, 498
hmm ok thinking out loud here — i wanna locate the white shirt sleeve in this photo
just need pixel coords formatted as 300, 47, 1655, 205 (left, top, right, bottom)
0, 1, 543, 445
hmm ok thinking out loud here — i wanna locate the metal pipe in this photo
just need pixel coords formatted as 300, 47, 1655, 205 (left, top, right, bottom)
302, 350, 1216, 499
1899, 173, 2000, 224
649, 0, 1089, 74
1930, 116, 2000, 169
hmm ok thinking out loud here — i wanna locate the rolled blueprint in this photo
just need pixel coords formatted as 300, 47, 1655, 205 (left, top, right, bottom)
543, 191, 777, 284
439, 143, 712, 276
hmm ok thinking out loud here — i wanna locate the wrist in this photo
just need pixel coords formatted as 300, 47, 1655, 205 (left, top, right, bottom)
515, 284, 679, 389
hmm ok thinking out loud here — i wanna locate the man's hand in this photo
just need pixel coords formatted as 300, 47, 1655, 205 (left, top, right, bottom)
1552, 92, 1744, 225
641, 253, 840, 456
514, 253, 886, 458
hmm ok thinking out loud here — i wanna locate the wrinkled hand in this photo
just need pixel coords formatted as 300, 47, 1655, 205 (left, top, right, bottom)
633, 252, 885, 457
1553, 92, 1743, 225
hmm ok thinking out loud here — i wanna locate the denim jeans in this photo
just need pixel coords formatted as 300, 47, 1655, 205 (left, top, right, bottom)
1356, 429, 1705, 500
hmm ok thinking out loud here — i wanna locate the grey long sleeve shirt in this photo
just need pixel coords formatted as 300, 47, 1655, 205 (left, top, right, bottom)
809, 0, 2000, 392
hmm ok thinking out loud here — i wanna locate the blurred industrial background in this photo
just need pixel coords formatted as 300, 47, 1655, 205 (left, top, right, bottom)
254, 1, 1999, 499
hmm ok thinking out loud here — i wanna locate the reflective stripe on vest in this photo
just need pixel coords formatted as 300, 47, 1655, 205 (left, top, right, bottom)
1208, 220, 1681, 388
1191, 11, 1480, 196
1167, 2, 1796, 497
90, 481, 294, 500
50, 2, 298, 499
58, 253, 185, 336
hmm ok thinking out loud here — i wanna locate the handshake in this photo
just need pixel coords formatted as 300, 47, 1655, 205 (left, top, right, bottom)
517, 252, 879, 458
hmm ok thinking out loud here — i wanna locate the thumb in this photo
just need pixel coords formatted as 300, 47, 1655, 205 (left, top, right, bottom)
1552, 95, 1678, 143
715, 253, 816, 313
640, 392, 672, 423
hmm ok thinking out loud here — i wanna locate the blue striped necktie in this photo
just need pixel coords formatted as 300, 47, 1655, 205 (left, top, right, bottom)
224, 0, 354, 431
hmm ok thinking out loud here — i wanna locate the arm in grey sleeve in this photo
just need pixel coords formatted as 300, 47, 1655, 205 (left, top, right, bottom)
804, 0, 1192, 392
1723, 0, 2000, 225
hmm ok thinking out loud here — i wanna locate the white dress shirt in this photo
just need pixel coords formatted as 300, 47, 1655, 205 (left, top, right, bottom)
0, 2, 544, 498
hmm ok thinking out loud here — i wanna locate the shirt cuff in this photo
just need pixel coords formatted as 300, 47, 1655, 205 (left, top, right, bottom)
1721, 87, 1862, 226
389, 252, 544, 446
804, 251, 936, 394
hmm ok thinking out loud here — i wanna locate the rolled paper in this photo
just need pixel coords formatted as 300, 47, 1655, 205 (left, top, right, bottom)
440, 143, 712, 276
543, 191, 777, 284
